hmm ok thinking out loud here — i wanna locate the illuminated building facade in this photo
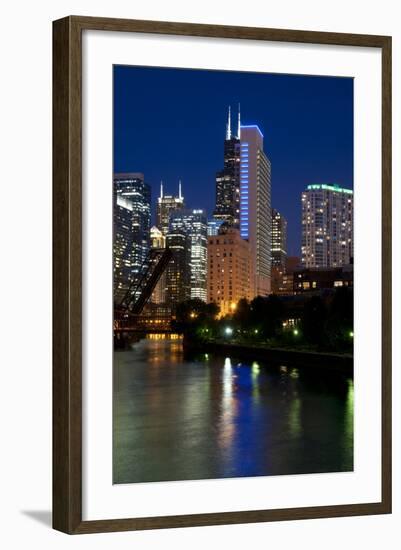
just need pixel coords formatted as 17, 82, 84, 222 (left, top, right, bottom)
239, 125, 272, 296
113, 172, 151, 302
165, 231, 191, 308
207, 218, 225, 236
271, 208, 287, 269
113, 194, 134, 303
213, 106, 241, 226
301, 184, 353, 268
207, 224, 253, 317
150, 226, 166, 304
170, 209, 208, 301
156, 181, 185, 235
293, 265, 353, 294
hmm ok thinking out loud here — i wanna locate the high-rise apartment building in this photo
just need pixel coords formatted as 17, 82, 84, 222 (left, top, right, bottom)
156, 181, 185, 235
113, 172, 151, 302
301, 184, 353, 268
239, 125, 272, 296
271, 208, 287, 269
170, 209, 208, 302
165, 230, 191, 308
213, 106, 241, 226
207, 224, 253, 317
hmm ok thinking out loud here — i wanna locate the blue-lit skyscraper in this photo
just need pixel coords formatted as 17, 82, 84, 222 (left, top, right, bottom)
240, 126, 272, 296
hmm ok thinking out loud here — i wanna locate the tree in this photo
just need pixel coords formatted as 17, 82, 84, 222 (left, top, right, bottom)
173, 299, 219, 337
301, 295, 327, 345
249, 295, 285, 338
326, 287, 353, 349
264, 294, 285, 337
233, 298, 251, 327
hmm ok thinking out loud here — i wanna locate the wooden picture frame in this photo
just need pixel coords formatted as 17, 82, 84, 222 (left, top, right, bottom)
53, 15, 392, 534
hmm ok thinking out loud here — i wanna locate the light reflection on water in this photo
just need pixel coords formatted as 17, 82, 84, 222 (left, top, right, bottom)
113, 337, 353, 484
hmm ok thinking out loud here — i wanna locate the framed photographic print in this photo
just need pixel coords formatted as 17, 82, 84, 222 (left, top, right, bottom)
53, 16, 392, 534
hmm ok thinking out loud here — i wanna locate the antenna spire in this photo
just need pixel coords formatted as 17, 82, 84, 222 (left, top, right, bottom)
160, 180, 163, 199
226, 105, 232, 140
178, 180, 182, 200
237, 103, 241, 139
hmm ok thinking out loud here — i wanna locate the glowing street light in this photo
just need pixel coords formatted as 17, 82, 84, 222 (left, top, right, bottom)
349, 331, 354, 338
254, 329, 259, 335
225, 327, 233, 336
293, 329, 299, 336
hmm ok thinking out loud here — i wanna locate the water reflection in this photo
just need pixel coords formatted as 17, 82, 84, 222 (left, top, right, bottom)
113, 337, 353, 484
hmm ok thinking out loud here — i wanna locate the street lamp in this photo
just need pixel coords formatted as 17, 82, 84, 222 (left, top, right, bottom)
225, 327, 233, 336
293, 329, 299, 336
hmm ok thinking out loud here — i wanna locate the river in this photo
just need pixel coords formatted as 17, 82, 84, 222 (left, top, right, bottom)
113, 335, 353, 484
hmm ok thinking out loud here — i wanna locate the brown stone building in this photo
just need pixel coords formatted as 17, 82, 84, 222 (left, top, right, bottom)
207, 225, 254, 317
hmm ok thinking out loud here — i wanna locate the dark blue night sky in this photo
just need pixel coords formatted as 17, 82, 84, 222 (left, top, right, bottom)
113, 65, 353, 256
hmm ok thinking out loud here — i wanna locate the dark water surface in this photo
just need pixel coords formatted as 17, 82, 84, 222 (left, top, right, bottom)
113, 336, 353, 484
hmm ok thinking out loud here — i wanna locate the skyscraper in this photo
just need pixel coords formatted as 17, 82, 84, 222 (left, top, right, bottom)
271, 208, 287, 269
113, 194, 134, 303
207, 224, 253, 317
150, 226, 166, 304
156, 181, 185, 235
301, 184, 353, 268
165, 230, 191, 308
113, 172, 151, 302
239, 125, 272, 296
213, 106, 241, 226
170, 209, 208, 302
207, 218, 225, 236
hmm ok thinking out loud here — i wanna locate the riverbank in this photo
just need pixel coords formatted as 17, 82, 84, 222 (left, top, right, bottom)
184, 338, 353, 373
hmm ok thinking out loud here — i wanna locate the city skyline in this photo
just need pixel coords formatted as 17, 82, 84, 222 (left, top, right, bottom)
114, 65, 354, 256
